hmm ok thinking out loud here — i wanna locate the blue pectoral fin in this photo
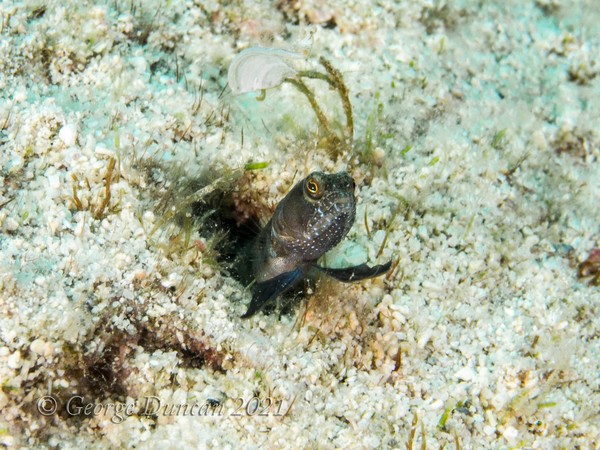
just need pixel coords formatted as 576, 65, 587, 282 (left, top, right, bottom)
241, 268, 304, 318
314, 260, 392, 282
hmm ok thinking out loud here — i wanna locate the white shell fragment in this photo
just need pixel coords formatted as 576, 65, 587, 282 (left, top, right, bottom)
58, 123, 78, 147
227, 47, 301, 95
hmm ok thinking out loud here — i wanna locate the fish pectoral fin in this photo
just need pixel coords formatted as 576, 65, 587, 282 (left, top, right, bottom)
241, 269, 304, 318
314, 260, 393, 282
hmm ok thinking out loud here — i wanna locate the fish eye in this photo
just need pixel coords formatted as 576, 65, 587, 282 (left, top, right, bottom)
305, 177, 323, 199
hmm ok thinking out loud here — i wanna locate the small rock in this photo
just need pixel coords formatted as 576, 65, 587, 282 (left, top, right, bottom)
7, 351, 21, 370
30, 339, 54, 357
455, 366, 475, 381
58, 123, 78, 147
502, 426, 518, 440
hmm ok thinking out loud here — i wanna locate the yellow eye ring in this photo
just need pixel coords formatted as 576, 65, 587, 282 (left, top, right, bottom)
305, 177, 322, 199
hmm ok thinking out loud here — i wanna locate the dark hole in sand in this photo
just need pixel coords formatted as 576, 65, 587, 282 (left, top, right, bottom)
191, 189, 314, 317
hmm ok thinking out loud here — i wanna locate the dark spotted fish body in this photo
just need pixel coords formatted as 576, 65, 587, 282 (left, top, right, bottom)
242, 171, 392, 318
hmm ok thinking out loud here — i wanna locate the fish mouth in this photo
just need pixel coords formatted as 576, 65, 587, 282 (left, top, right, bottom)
333, 193, 355, 208
307, 191, 356, 232
320, 191, 354, 211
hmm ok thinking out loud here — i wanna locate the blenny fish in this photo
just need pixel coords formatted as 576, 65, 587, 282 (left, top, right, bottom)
242, 171, 392, 318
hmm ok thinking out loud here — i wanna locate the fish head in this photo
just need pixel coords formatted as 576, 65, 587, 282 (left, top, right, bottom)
272, 171, 356, 261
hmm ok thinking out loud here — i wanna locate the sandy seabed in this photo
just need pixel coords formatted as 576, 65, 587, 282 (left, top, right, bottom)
0, 0, 599, 448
